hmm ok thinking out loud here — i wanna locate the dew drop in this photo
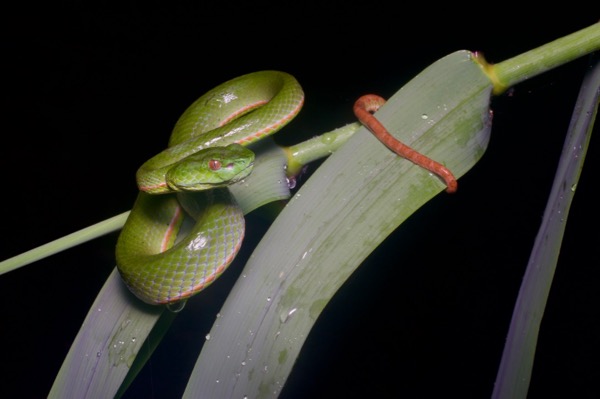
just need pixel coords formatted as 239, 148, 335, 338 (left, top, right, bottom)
421, 114, 428, 120
321, 133, 334, 144
205, 334, 211, 341
287, 176, 297, 189
167, 300, 187, 313
280, 308, 298, 323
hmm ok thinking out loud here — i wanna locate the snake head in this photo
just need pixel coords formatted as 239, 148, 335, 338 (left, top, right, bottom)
165, 144, 255, 191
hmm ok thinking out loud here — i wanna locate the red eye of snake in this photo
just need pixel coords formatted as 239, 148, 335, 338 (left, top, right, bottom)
208, 159, 222, 171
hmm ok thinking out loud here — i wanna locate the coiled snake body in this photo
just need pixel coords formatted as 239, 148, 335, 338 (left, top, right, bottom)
116, 71, 304, 305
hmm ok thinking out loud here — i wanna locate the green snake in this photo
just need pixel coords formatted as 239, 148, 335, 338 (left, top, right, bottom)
116, 71, 304, 305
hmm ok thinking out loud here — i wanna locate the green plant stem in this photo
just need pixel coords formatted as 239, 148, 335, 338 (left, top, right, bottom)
3, 22, 599, 279
284, 122, 360, 176
0, 211, 130, 275
5, 23, 599, 276
0, 124, 359, 274
482, 22, 600, 94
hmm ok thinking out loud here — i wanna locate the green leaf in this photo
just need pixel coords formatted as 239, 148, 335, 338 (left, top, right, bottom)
492, 54, 600, 399
183, 50, 492, 398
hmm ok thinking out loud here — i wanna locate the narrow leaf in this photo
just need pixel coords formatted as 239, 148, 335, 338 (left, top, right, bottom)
492, 54, 599, 399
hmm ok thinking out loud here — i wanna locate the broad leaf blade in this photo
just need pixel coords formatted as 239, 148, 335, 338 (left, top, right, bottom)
183, 50, 493, 398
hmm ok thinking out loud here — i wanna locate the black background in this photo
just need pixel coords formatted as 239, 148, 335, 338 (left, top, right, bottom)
1, 4, 599, 398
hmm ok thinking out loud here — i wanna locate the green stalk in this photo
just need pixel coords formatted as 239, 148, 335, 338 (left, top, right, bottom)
0, 211, 130, 275
478, 22, 600, 94
5, 23, 598, 276
284, 122, 360, 176
0, 127, 358, 275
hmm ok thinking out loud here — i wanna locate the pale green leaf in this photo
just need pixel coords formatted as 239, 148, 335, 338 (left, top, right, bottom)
183, 50, 492, 398
492, 54, 600, 399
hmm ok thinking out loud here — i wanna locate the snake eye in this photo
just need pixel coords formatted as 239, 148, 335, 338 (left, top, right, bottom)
208, 159, 222, 171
